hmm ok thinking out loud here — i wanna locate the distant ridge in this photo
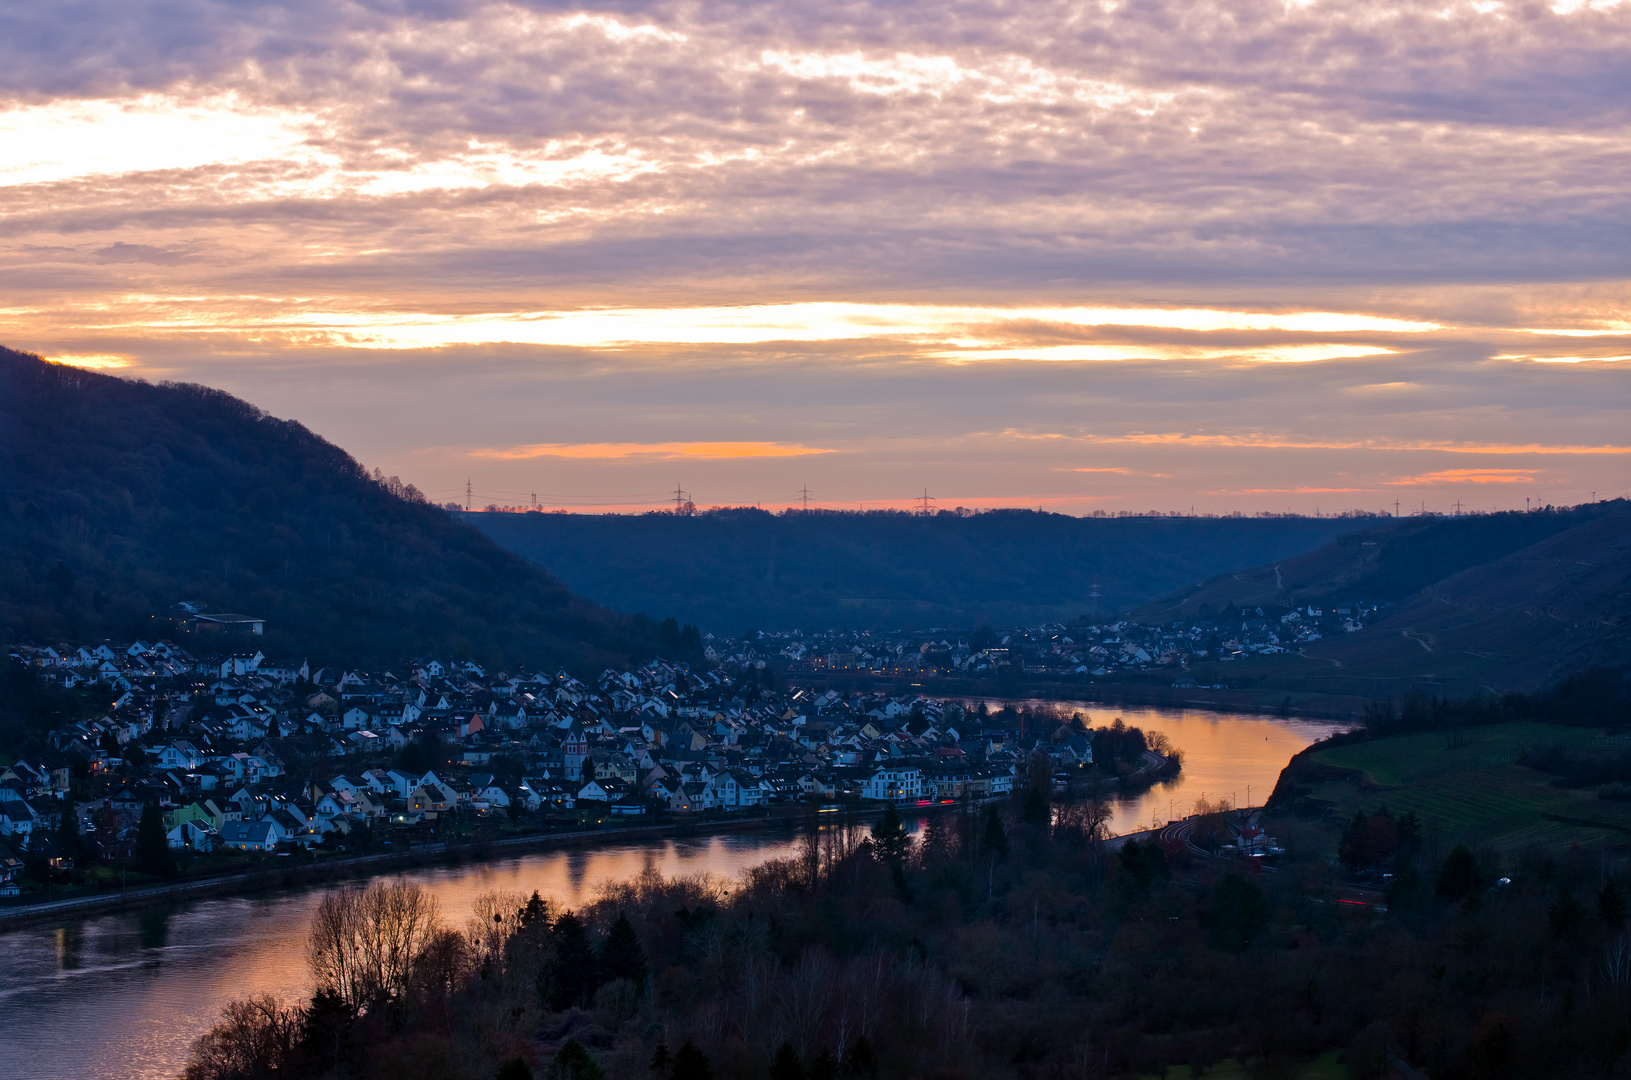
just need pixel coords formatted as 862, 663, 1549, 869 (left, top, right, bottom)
466, 507, 1373, 632
0, 347, 660, 670
1139, 503, 1631, 694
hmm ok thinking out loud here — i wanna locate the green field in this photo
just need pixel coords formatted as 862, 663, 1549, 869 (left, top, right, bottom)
1306, 722, 1631, 852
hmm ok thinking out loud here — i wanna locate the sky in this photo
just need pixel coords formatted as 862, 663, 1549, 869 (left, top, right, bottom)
3, 0, 1630, 515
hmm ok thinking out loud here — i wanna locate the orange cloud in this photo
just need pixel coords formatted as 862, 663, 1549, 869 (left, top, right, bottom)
1386, 469, 1538, 486
470, 441, 836, 460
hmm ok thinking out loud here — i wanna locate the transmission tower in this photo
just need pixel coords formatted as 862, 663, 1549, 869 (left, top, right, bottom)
465, 478, 472, 511
917, 489, 936, 516
672, 483, 694, 515
797, 484, 814, 512
1090, 580, 1101, 623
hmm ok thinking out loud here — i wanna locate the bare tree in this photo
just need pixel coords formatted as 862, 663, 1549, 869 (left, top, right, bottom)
308, 879, 444, 1011
183, 995, 299, 1080
467, 889, 527, 975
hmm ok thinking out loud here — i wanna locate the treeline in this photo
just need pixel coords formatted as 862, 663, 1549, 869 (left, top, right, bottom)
185, 767, 1631, 1080
464, 502, 1369, 632
0, 347, 670, 672
1359, 667, 1631, 736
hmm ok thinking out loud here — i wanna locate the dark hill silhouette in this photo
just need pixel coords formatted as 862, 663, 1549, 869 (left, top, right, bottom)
1129, 503, 1625, 621
465, 507, 1372, 632
0, 346, 664, 671
1297, 506, 1631, 691
1137, 502, 1631, 695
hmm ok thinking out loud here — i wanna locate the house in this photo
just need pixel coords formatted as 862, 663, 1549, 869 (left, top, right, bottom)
862, 766, 924, 803
712, 769, 765, 809
166, 819, 218, 851
0, 842, 22, 896
218, 817, 285, 851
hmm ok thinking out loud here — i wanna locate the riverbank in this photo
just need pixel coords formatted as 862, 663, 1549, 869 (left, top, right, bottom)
0, 812, 807, 932
0, 761, 1188, 932
791, 672, 1370, 721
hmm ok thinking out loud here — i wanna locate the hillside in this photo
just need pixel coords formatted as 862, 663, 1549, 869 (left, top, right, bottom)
465, 508, 1370, 633
1296, 507, 1631, 691
1127, 505, 1620, 622
0, 347, 662, 671
1155, 504, 1631, 697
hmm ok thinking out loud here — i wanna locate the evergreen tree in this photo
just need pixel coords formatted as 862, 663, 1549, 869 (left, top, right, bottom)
135, 800, 173, 877
1436, 845, 1480, 901
671, 1041, 712, 1080
920, 811, 955, 865
55, 792, 84, 863
1021, 753, 1051, 825
649, 1042, 671, 1074
520, 890, 551, 928
770, 1042, 804, 1080
872, 801, 909, 867
842, 1038, 877, 1080
981, 804, 1009, 859
548, 1039, 603, 1080
496, 1057, 533, 1080
541, 911, 598, 1010
599, 912, 649, 986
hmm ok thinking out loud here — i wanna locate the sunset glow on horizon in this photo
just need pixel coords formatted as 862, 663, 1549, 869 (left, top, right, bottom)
4, 0, 1629, 514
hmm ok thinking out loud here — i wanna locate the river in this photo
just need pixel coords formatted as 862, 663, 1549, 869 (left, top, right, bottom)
0, 706, 1345, 1080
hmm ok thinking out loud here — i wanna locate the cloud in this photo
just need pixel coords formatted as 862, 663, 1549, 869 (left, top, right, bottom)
1387, 468, 1540, 485
469, 440, 836, 460
1, 0, 1629, 513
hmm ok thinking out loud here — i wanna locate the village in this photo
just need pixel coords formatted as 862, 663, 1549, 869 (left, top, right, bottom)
723, 601, 1376, 681
0, 621, 1200, 896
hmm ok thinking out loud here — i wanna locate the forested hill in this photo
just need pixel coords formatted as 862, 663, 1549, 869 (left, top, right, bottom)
1130, 501, 1629, 620
464, 508, 1372, 633
0, 347, 661, 670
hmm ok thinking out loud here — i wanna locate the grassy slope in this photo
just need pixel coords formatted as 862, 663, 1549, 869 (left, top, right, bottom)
1306, 723, 1631, 851
466, 509, 1369, 633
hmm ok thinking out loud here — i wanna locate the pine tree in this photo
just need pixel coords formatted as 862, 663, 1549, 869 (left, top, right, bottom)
541, 911, 598, 1010
136, 800, 173, 877
920, 811, 955, 865
56, 792, 84, 863
671, 1042, 711, 1080
548, 1039, 603, 1080
599, 912, 648, 986
770, 1042, 804, 1080
982, 804, 1008, 859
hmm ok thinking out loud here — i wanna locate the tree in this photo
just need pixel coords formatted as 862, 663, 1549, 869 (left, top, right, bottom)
182, 995, 300, 1080
981, 804, 1008, 859
920, 811, 956, 865
599, 911, 648, 986
1436, 845, 1481, 902
872, 801, 908, 866
1202, 874, 1268, 951
672, 1042, 712, 1080
770, 1042, 804, 1080
497, 1056, 533, 1080
55, 792, 85, 864
294, 988, 354, 1074
307, 880, 444, 1011
1021, 753, 1051, 825
548, 1039, 604, 1080
136, 800, 173, 877
842, 1038, 877, 1080
541, 910, 598, 1010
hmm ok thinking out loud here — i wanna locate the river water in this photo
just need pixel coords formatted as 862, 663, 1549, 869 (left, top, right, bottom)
0, 706, 1344, 1080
